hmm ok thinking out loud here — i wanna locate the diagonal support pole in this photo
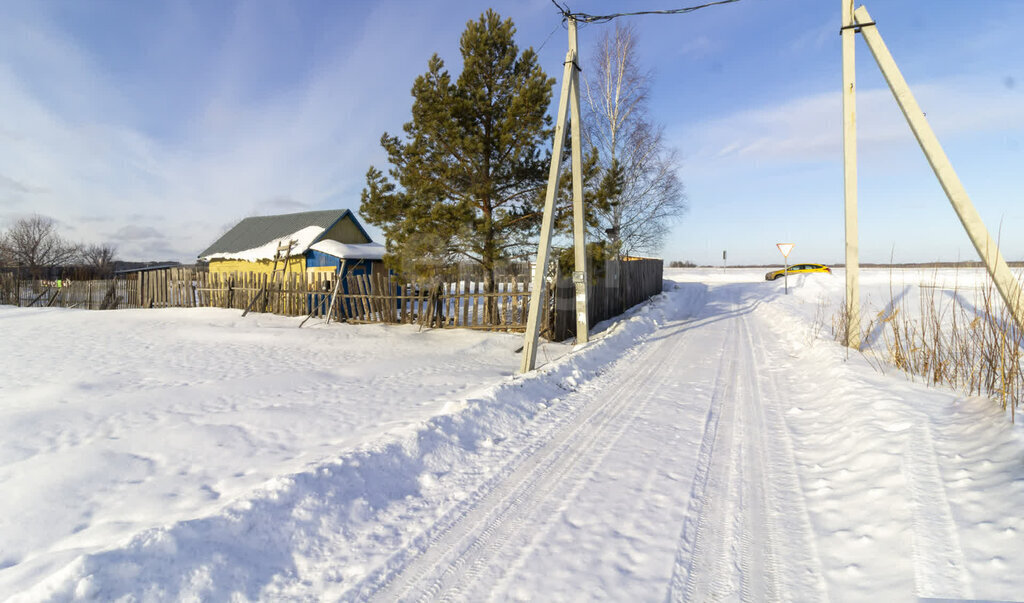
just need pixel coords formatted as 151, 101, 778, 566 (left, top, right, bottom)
855, 5, 1024, 338
521, 19, 583, 373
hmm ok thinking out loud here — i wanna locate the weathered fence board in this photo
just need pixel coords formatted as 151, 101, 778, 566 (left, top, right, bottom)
1, 258, 661, 340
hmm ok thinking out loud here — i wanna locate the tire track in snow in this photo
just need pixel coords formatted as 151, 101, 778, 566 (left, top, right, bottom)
480, 337, 678, 601
407, 330, 677, 601
667, 291, 827, 602
734, 315, 778, 602
744, 309, 830, 601
666, 298, 744, 601
677, 297, 770, 601
436, 361, 663, 603
360, 320, 688, 602
903, 422, 973, 599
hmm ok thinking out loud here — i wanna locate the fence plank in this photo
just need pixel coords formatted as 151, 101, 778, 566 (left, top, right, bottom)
470, 281, 478, 327
2, 259, 660, 338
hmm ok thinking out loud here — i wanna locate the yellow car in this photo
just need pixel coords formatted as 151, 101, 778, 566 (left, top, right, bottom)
765, 263, 831, 281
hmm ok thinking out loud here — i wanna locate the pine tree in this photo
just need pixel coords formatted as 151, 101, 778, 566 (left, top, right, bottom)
361, 10, 556, 317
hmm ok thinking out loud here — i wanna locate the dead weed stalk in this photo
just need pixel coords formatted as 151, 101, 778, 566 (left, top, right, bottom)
838, 269, 1022, 421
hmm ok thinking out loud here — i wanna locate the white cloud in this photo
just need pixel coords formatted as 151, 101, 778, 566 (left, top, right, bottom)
252, 197, 314, 216
674, 35, 719, 59
0, 173, 41, 194
678, 75, 1024, 169
112, 225, 165, 241
0, 1, 464, 262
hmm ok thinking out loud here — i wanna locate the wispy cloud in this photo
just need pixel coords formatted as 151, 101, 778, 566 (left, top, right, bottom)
784, 17, 833, 56
0, 1, 462, 261
252, 197, 314, 216
678, 75, 1024, 169
674, 35, 720, 59
0, 173, 43, 194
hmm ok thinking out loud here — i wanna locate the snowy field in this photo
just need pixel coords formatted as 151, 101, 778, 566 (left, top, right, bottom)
1, 267, 1023, 601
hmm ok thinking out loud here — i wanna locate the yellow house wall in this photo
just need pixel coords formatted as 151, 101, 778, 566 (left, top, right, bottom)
208, 256, 307, 277
206, 215, 369, 277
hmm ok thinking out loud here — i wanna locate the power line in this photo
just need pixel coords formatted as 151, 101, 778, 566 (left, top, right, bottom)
536, 20, 563, 53
550, 0, 741, 24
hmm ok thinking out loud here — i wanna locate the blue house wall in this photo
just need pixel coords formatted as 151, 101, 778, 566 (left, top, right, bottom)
303, 251, 382, 316
305, 250, 342, 269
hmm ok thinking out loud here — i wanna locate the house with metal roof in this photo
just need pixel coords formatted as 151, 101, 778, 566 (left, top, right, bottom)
197, 209, 385, 278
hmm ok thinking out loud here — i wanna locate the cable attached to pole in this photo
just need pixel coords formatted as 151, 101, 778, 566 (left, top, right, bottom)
550, 0, 741, 24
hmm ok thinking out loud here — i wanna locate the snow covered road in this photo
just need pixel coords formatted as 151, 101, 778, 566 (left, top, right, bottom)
350, 275, 1024, 601
357, 283, 830, 601
3, 269, 1024, 601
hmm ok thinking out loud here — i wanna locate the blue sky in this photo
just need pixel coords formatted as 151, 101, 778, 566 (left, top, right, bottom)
1, 1, 1021, 266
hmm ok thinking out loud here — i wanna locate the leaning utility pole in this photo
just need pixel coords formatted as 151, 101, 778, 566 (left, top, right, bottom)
843, 4, 1024, 343
521, 17, 590, 373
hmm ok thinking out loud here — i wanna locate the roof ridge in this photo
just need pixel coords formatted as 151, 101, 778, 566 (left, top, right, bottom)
198, 209, 361, 259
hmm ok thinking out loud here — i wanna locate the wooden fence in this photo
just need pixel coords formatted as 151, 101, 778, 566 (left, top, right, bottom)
0, 274, 141, 310
0, 259, 663, 340
549, 258, 664, 341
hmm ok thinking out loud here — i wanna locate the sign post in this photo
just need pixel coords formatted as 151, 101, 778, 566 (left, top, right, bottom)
776, 243, 794, 294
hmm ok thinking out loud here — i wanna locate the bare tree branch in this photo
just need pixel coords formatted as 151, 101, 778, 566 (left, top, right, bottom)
0, 215, 81, 276
583, 23, 688, 257
82, 243, 118, 275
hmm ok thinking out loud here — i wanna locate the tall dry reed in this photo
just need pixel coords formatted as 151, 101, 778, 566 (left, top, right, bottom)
837, 268, 1022, 422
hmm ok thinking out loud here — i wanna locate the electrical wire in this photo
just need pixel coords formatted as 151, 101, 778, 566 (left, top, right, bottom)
536, 20, 563, 53
550, 0, 740, 24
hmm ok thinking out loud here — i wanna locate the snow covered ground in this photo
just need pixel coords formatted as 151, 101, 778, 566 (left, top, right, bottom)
1, 267, 1022, 601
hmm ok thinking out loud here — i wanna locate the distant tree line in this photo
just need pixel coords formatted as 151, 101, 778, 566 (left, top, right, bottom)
0, 214, 119, 278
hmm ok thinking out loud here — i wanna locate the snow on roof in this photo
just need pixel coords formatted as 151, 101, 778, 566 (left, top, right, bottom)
197, 209, 374, 259
308, 240, 386, 261
200, 225, 325, 262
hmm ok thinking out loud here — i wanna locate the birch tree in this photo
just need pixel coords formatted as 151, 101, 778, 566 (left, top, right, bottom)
583, 23, 686, 257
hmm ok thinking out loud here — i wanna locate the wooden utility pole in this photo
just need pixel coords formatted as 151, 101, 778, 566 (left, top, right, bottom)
569, 20, 590, 346
851, 5, 1024, 339
521, 17, 590, 373
841, 0, 860, 348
